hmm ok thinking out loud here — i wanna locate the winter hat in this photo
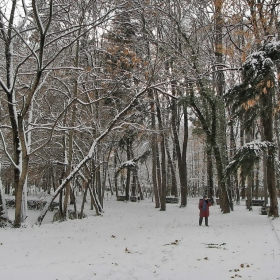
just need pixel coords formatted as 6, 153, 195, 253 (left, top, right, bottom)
203, 195, 208, 199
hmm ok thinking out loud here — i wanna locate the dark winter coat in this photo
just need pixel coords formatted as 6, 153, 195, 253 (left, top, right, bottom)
199, 199, 212, 217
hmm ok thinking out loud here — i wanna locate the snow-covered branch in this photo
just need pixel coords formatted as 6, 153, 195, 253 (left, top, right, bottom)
36, 83, 151, 225
226, 140, 275, 176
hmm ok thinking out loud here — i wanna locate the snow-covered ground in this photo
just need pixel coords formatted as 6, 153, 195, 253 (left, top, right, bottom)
1, 196, 280, 280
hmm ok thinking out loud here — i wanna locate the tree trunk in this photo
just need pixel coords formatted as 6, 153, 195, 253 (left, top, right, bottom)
240, 126, 246, 199
245, 128, 253, 210
137, 177, 144, 200
255, 165, 259, 199
149, 90, 160, 208
156, 97, 166, 211
165, 142, 178, 197
80, 181, 88, 219
246, 170, 253, 211
214, 0, 232, 212
114, 149, 119, 197
263, 152, 268, 204
212, 143, 230, 213
171, 82, 188, 207
0, 164, 9, 224
206, 137, 214, 201
152, 140, 160, 208
229, 120, 239, 203
261, 87, 278, 217
96, 166, 102, 206
131, 169, 137, 197
125, 138, 131, 201
14, 117, 29, 227
180, 104, 188, 206
63, 38, 79, 217
88, 182, 102, 216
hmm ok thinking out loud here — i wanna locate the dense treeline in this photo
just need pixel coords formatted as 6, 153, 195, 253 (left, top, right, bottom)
0, 0, 280, 227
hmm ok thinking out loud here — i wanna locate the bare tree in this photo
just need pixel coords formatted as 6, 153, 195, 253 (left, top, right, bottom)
0, 0, 128, 227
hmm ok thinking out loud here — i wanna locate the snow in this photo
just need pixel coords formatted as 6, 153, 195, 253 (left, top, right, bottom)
1, 197, 280, 280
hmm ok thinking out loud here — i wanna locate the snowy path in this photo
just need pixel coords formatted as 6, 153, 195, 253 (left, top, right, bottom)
1, 197, 280, 280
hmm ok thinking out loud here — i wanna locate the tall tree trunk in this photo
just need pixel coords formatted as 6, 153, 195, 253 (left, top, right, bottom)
171, 82, 188, 207
153, 143, 160, 207
214, 0, 232, 212
125, 138, 131, 201
261, 88, 278, 216
114, 149, 119, 197
0, 163, 9, 224
206, 136, 214, 201
131, 169, 137, 197
180, 104, 188, 206
149, 90, 160, 208
165, 142, 178, 197
150, 92, 160, 207
255, 165, 259, 199
14, 117, 29, 227
156, 95, 166, 211
239, 126, 246, 199
245, 128, 253, 210
88, 184, 102, 216
63, 38, 79, 218
3, 1, 25, 227
80, 181, 88, 219
214, 0, 225, 97
263, 151, 268, 204
96, 165, 102, 206
229, 121, 239, 203
137, 177, 144, 200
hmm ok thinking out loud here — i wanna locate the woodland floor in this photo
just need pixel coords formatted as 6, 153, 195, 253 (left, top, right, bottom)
1, 196, 280, 280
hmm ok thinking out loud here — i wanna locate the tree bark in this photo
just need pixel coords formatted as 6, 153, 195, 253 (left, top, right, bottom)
206, 136, 214, 201
171, 82, 188, 207
261, 88, 278, 217
125, 138, 131, 201
165, 142, 178, 197
156, 95, 166, 211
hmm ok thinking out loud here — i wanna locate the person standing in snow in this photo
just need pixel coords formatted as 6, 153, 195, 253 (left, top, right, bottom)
199, 195, 212, 226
